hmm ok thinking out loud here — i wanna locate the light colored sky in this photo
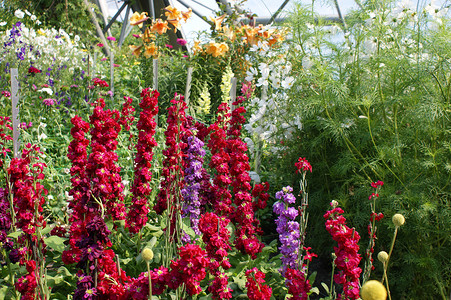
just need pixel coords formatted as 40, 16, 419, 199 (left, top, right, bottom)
105, 0, 358, 41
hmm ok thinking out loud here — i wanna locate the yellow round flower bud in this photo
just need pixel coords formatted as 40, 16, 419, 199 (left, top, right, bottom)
377, 251, 389, 263
392, 213, 405, 227
142, 248, 154, 262
360, 280, 387, 300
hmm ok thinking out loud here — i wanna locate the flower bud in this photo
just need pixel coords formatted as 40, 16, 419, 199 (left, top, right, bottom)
392, 213, 405, 227
360, 280, 387, 300
377, 251, 389, 263
142, 248, 154, 262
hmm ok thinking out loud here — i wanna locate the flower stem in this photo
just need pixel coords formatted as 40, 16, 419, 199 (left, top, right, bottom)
147, 261, 152, 300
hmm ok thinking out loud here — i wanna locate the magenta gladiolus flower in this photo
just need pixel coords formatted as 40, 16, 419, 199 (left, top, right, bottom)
166, 44, 173, 49
97, 43, 103, 47
100, 57, 108, 61
106, 36, 116, 41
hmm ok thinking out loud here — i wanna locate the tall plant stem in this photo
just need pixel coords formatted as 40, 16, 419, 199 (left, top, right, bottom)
146, 261, 152, 300
381, 227, 398, 284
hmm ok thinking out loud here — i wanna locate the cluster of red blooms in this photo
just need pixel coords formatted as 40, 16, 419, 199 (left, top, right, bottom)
0, 116, 12, 167
324, 203, 362, 300
207, 102, 233, 216
125, 244, 208, 298
284, 268, 312, 300
92, 77, 109, 87
154, 94, 190, 216
251, 182, 270, 211
126, 89, 158, 233
126, 265, 169, 298
86, 98, 126, 220
118, 96, 135, 132
227, 82, 264, 259
198, 212, 233, 299
64, 99, 129, 299
295, 157, 312, 173
8, 144, 48, 299
28, 66, 41, 74
245, 267, 272, 300
167, 243, 208, 295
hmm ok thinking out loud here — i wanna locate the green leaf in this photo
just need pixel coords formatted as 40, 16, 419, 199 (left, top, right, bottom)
321, 282, 330, 293
310, 287, 320, 295
7, 231, 22, 239
44, 236, 67, 253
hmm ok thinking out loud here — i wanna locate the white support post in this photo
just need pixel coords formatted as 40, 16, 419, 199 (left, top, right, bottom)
185, 67, 193, 105
110, 52, 114, 101
11, 68, 20, 158
229, 77, 237, 110
153, 59, 158, 125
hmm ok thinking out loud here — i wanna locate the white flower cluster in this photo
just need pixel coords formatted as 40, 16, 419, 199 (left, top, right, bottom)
1, 13, 86, 77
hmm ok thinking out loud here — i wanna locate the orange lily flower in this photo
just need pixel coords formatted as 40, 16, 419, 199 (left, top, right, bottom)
143, 43, 158, 58
243, 26, 260, 46
129, 45, 143, 57
151, 19, 169, 35
165, 6, 182, 21
182, 8, 192, 22
130, 12, 149, 28
209, 14, 226, 31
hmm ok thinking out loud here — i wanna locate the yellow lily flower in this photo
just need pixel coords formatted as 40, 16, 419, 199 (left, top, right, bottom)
167, 18, 181, 32
182, 8, 192, 22
130, 12, 149, 28
142, 28, 155, 43
209, 14, 226, 31
129, 45, 143, 57
165, 6, 182, 21
143, 43, 158, 58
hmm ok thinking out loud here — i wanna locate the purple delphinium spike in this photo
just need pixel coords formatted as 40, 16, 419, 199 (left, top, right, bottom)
273, 186, 301, 275
181, 132, 206, 239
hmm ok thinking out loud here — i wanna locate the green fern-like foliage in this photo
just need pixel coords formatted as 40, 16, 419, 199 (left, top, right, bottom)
257, 1, 450, 298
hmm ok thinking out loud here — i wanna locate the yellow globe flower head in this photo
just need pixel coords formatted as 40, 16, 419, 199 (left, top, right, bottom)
360, 280, 387, 300
151, 19, 169, 35
130, 12, 149, 28
392, 213, 405, 227
377, 251, 389, 263
142, 248, 154, 262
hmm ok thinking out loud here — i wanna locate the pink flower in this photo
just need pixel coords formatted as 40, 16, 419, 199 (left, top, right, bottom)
97, 43, 104, 47
43, 98, 55, 106
166, 44, 173, 49
132, 34, 140, 38
100, 57, 108, 61
1, 91, 11, 97
177, 38, 187, 46
106, 36, 116, 41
